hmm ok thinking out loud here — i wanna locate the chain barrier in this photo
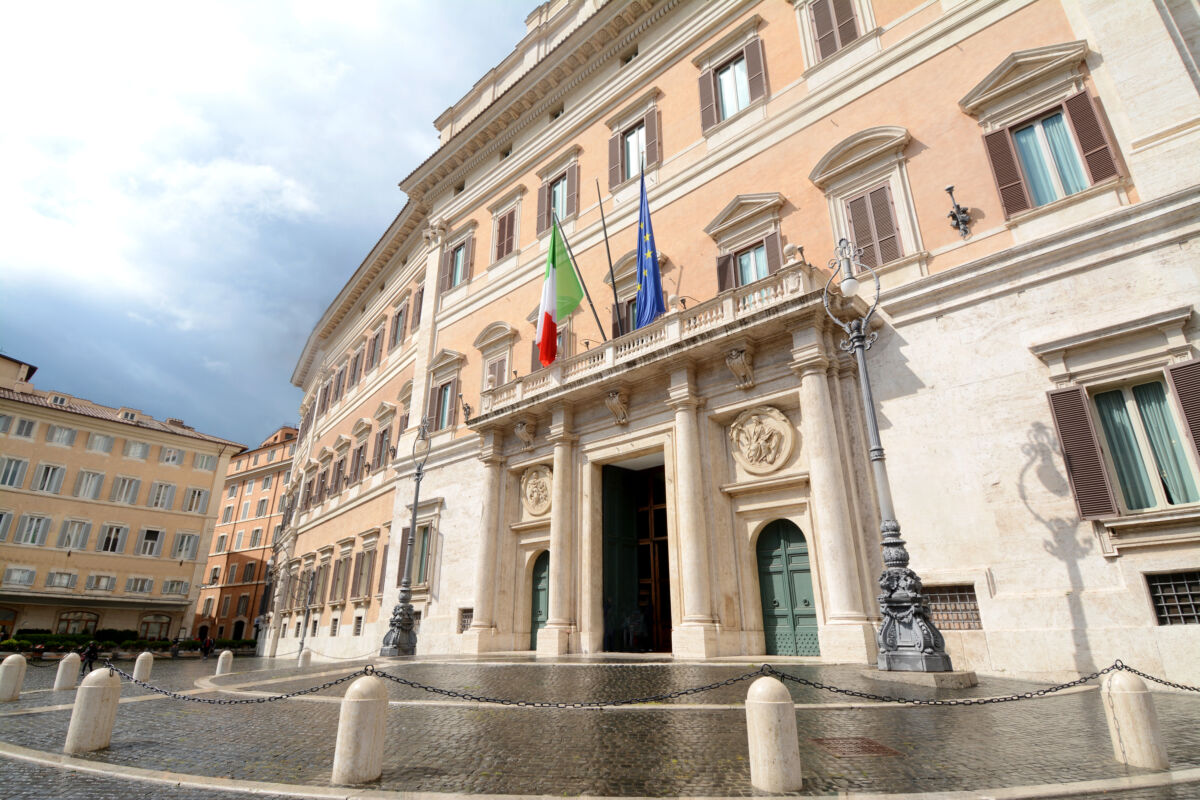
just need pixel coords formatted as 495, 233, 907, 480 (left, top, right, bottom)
99, 659, 1198, 708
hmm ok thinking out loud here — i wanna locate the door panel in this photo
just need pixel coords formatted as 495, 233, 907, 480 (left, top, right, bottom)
757, 520, 820, 656
530, 551, 549, 650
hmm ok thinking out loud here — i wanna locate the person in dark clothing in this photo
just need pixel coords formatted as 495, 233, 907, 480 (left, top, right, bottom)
79, 641, 99, 676
201, 637, 215, 660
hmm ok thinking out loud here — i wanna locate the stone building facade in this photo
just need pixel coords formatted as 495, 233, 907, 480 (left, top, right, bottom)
0, 355, 242, 640
276, 0, 1200, 682
192, 425, 296, 642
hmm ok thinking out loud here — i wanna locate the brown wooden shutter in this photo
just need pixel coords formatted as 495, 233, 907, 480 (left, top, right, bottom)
832, 0, 859, 49
846, 193, 878, 268
764, 231, 783, 274
328, 561, 341, 602
1046, 387, 1119, 519
388, 314, 400, 351
611, 302, 622, 338
427, 383, 440, 426
698, 70, 717, 132
869, 184, 902, 263
505, 209, 516, 255
565, 164, 579, 217
350, 553, 362, 597
412, 287, 423, 325
1166, 359, 1200, 465
984, 130, 1032, 218
397, 529, 409, 586
342, 557, 352, 600
400, 298, 410, 340
448, 377, 460, 426
464, 235, 475, 281
744, 38, 767, 103
716, 253, 736, 291
811, 0, 838, 61
437, 246, 452, 293
643, 108, 661, 168
1064, 91, 1120, 184
536, 182, 550, 235
377, 545, 388, 594
608, 131, 622, 189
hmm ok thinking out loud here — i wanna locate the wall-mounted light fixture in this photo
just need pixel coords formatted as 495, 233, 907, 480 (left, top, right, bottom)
946, 185, 971, 238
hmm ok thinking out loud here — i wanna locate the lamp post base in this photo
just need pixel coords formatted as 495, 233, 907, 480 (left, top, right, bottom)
876, 567, 953, 673
878, 650, 954, 672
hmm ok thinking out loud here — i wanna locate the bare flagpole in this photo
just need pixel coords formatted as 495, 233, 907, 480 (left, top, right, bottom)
552, 210, 607, 343
595, 179, 623, 337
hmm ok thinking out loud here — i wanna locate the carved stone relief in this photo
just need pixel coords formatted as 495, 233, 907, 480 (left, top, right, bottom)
726, 348, 755, 389
514, 418, 536, 450
728, 406, 796, 475
520, 465, 553, 515
605, 390, 629, 425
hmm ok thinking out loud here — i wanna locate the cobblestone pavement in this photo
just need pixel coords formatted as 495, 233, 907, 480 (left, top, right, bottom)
0, 655, 1198, 798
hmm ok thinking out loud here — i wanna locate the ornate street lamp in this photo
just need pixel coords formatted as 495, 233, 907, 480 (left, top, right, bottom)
822, 238, 952, 672
381, 418, 431, 657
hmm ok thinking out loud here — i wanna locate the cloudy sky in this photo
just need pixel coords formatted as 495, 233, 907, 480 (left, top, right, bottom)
0, 2, 528, 447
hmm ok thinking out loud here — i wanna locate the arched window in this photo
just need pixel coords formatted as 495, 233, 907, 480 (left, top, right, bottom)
139, 614, 171, 640
56, 610, 99, 635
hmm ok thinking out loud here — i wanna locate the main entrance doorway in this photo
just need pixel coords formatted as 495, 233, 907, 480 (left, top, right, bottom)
530, 551, 549, 650
757, 519, 820, 656
602, 464, 671, 652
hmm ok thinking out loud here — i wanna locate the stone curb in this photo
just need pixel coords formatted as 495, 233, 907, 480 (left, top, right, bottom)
1, 738, 1199, 799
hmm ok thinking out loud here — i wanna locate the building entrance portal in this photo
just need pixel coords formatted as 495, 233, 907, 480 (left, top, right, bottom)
602, 464, 671, 652
530, 551, 549, 650
757, 519, 820, 656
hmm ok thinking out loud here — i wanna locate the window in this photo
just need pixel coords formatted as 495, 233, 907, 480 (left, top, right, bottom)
46, 571, 77, 589
97, 525, 127, 554
209, 566, 221, 585
147, 482, 176, 509
57, 610, 98, 634
228, 563, 239, 583
267, 449, 276, 462
716, 233, 783, 291
245, 478, 255, 494
433, 380, 457, 431
236, 594, 249, 615
411, 286, 424, 327
367, 325, 385, 370
57, 519, 91, 549
1147, 571, 1200, 625
698, 39, 766, 133
373, 427, 391, 471
235, 530, 244, 550
121, 411, 136, 421
74, 470, 104, 500
249, 528, 262, 548
295, 621, 302, 637
123, 440, 150, 459
160, 446, 184, 465
331, 366, 346, 402
137, 528, 164, 556
46, 424, 77, 446
458, 608, 474, 633
51, 395, 67, 405
87, 433, 115, 453
331, 458, 345, 495
262, 475, 272, 490
256, 498, 269, 517
845, 183, 902, 269
171, 533, 199, 560
140, 614, 170, 639
125, 577, 153, 593
194, 452, 216, 470
86, 575, 116, 592
485, 355, 508, 390
221, 506, 234, 523
807, 0, 859, 62
353, 615, 363, 636
493, 208, 517, 262
243, 563, 256, 583
536, 161, 580, 235
348, 348, 364, 388
0, 457, 27, 488
0, 510, 10, 542
0, 414, 10, 434
252, 454, 259, 466
14, 514, 51, 546
240, 501, 250, 520
202, 597, 214, 616
215, 534, 227, 553
221, 596, 231, 616
330, 617, 340, 637
349, 445, 366, 485
162, 580, 188, 595
409, 524, 432, 585
31, 463, 66, 494
736, 243, 769, 286
13, 418, 36, 439
623, 124, 647, 182
183, 488, 209, 513
109, 476, 141, 504
3, 567, 35, 586
228, 483, 239, 499
924, 585, 983, 630
439, 237, 474, 294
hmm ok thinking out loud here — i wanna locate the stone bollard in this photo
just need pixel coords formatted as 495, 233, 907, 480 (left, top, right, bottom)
745, 675, 803, 793
55, 653, 81, 690
64, 667, 122, 753
331, 675, 388, 785
0, 653, 27, 701
298, 649, 312, 668
1102, 670, 1169, 770
132, 651, 153, 681
215, 650, 233, 676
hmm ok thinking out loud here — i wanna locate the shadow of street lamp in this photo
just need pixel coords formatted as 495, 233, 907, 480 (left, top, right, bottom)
380, 418, 431, 657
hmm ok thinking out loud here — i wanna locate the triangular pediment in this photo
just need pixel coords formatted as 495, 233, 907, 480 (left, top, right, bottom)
429, 348, 466, 372
959, 40, 1089, 117
704, 193, 785, 240
317, 446, 335, 462
809, 126, 910, 189
373, 401, 398, 421
351, 417, 374, 437
333, 435, 353, 452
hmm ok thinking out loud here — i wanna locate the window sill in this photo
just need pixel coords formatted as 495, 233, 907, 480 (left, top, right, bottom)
1004, 177, 1128, 238
702, 97, 767, 150
1096, 504, 1200, 556
802, 28, 883, 91
488, 250, 521, 273
610, 165, 660, 204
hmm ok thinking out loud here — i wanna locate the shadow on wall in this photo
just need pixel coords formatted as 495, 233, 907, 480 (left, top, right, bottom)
1018, 422, 1096, 674
862, 324, 927, 432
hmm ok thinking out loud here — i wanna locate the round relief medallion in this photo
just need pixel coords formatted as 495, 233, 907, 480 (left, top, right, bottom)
728, 406, 796, 475
521, 465, 553, 516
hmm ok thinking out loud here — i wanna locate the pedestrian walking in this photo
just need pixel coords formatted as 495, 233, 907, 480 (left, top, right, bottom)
201, 636, 215, 660
79, 641, 99, 676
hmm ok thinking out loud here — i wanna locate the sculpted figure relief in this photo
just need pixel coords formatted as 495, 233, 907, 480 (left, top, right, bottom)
728, 406, 796, 475
521, 465, 553, 515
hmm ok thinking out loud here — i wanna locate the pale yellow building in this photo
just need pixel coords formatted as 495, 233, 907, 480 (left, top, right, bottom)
0, 355, 242, 640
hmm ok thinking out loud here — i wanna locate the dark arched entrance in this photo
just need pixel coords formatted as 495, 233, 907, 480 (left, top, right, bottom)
756, 519, 819, 656
530, 551, 549, 650
232, 619, 245, 640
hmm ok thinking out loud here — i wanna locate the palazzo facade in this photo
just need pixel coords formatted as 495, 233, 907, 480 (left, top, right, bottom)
275, 0, 1200, 683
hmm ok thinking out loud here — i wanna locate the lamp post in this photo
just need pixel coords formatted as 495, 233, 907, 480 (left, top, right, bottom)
822, 238, 952, 672
381, 418, 431, 657
296, 568, 315, 661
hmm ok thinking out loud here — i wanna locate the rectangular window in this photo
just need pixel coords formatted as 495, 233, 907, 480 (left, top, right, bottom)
240, 501, 250, 520
330, 618, 339, 636
0, 414, 10, 434
57, 519, 91, 549
493, 209, 516, 262
350, 445, 367, 484
14, 514, 51, 545
809, 0, 859, 62
245, 478, 255, 494
159, 446, 184, 465
31, 463, 65, 494
228, 563, 239, 583
413, 524, 431, 584
1147, 571, 1200, 625
549, 175, 568, 223
262, 474, 272, 490
845, 184, 902, 269
1012, 112, 1089, 207
97, 524, 127, 553
924, 585, 983, 630
354, 616, 363, 636
138, 529, 164, 556
0, 457, 27, 488
147, 482, 176, 509
348, 349, 364, 387
46, 424, 77, 446
183, 488, 209, 513
46, 571, 78, 589
243, 562, 255, 583
252, 454, 259, 466
331, 458, 345, 495
171, 533, 199, 560
373, 427, 391, 471
623, 123, 646, 181
249, 528, 262, 548
110, 476, 141, 504
193, 452, 216, 470
411, 287, 424, 327
220, 596, 231, 616
735, 243, 769, 287
87, 433, 115, 453
716, 56, 750, 121
86, 574, 116, 591
126, 577, 153, 593
221, 506, 234, 523
256, 498, 269, 517
234, 530, 244, 550
228, 483, 238, 499
201, 597, 214, 616
13, 418, 36, 439
236, 594, 249, 615
123, 440, 150, 459
0, 510, 10, 542
163, 580, 189, 595
209, 566, 221, 584
485, 355, 509, 390
3, 567, 35, 586
74, 470, 105, 500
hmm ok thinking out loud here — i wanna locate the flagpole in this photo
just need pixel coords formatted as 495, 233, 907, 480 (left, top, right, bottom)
595, 179, 623, 338
552, 210, 607, 343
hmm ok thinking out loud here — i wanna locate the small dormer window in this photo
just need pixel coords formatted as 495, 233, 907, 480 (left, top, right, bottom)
454, 181, 465, 195
51, 395, 67, 406
122, 411, 136, 421
500, 144, 512, 160
622, 47, 638, 65
549, 104, 564, 122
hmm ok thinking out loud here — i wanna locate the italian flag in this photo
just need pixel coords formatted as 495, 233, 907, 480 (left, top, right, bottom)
535, 220, 584, 367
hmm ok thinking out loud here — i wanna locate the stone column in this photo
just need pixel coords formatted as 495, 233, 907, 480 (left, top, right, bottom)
538, 405, 574, 655
466, 429, 505, 651
792, 333, 874, 662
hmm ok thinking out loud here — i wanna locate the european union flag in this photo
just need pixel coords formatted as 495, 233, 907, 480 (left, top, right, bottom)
633, 170, 666, 329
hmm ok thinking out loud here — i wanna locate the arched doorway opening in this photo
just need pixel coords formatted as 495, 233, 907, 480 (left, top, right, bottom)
232, 619, 245, 640
197, 624, 209, 641
530, 551, 549, 650
756, 519, 819, 656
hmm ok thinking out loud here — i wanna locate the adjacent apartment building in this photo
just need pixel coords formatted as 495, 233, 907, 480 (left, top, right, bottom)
0, 355, 242, 640
272, 0, 1200, 683
192, 425, 296, 642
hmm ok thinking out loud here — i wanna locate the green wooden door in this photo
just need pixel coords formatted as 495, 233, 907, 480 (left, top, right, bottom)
757, 520, 820, 656
530, 551, 549, 650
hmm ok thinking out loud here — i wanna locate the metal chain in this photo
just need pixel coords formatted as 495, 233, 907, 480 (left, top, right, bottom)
99, 659, 1199, 709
